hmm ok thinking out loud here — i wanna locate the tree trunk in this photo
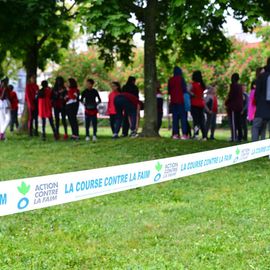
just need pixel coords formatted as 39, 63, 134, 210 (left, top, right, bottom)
142, 0, 159, 137
20, 44, 39, 131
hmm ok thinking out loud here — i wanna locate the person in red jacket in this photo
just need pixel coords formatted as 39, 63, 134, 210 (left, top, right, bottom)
225, 73, 243, 142
107, 81, 120, 135
65, 78, 80, 140
168, 66, 188, 139
8, 85, 19, 132
189, 70, 207, 140
38, 81, 57, 140
25, 75, 39, 136
113, 92, 140, 138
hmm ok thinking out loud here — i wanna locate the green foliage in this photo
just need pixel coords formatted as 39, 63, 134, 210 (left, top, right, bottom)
53, 48, 145, 90
55, 33, 270, 104
0, 0, 76, 75
78, 0, 233, 67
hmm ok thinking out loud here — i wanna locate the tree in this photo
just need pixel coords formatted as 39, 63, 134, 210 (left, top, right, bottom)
0, 0, 76, 80
78, 0, 234, 136
78, 0, 270, 137
0, 0, 79, 129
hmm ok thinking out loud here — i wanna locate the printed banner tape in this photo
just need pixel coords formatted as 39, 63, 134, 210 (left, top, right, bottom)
1, 139, 270, 217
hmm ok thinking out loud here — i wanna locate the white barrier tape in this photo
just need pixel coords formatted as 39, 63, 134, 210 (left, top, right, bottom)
1, 139, 270, 217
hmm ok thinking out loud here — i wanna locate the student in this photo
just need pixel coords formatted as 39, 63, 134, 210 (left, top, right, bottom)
248, 80, 256, 122
122, 76, 139, 136
113, 92, 140, 139
252, 58, 270, 141
0, 78, 11, 140
189, 70, 207, 140
225, 73, 243, 142
205, 86, 218, 140
168, 66, 188, 139
81, 79, 101, 142
65, 78, 80, 140
8, 85, 19, 132
241, 84, 249, 141
52, 76, 68, 140
156, 81, 163, 133
25, 74, 39, 136
38, 81, 57, 140
107, 81, 120, 135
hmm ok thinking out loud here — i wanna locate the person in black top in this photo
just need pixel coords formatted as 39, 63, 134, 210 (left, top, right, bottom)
80, 79, 101, 142
121, 76, 139, 136
241, 84, 249, 141
52, 76, 68, 139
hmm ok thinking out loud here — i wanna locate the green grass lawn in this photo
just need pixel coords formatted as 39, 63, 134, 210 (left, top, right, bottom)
1, 128, 270, 269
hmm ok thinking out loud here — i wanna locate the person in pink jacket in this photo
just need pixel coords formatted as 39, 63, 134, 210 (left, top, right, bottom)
248, 80, 256, 122
107, 81, 120, 134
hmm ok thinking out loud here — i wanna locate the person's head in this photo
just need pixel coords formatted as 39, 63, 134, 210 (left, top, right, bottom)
173, 66, 183, 77
231, 73, 240, 84
111, 81, 121, 92
256, 67, 264, 78
29, 74, 36, 84
192, 70, 205, 89
126, 76, 136, 85
267, 57, 270, 67
8, 84, 14, 91
54, 76, 65, 90
86, 79, 95, 89
242, 84, 247, 93
1, 77, 9, 88
68, 78, 77, 88
251, 79, 256, 90
41, 80, 48, 89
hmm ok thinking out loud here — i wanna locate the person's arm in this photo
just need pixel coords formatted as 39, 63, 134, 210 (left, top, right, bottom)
242, 93, 249, 113
181, 77, 187, 93
135, 85, 139, 98
96, 90, 101, 104
187, 83, 194, 96
205, 98, 213, 114
255, 76, 263, 103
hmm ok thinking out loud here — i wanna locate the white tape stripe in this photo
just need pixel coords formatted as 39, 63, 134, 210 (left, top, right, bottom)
0, 139, 270, 217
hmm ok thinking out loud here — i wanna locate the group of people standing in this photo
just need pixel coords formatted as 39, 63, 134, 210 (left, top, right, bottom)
168, 59, 270, 142
168, 67, 218, 141
0, 75, 142, 141
225, 58, 270, 142
1, 58, 270, 142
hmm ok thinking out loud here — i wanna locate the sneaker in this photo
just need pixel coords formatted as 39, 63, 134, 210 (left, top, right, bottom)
113, 134, 119, 139
54, 133, 60, 141
85, 136, 90, 141
71, 135, 79, 141
92, 136, 97, 142
130, 132, 138, 138
63, 134, 69, 140
172, 135, 180, 140
202, 137, 207, 141
181, 135, 189, 140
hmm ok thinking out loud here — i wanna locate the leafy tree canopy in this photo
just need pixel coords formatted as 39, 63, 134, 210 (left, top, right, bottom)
0, 0, 76, 77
